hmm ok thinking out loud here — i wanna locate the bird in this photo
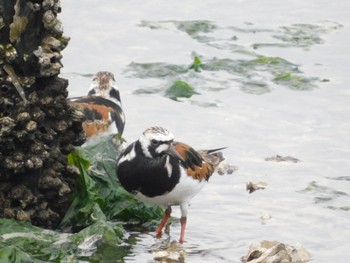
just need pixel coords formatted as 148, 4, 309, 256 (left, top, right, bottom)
69, 71, 125, 140
116, 126, 230, 243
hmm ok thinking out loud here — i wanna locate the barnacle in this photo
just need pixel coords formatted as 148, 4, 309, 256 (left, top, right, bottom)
4, 44, 17, 62
43, 10, 63, 36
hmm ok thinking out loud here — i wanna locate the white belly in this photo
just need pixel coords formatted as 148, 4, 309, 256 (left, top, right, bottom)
135, 170, 207, 207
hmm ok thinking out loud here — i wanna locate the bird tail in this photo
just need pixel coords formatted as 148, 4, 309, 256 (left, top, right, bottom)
199, 147, 226, 167
205, 147, 227, 154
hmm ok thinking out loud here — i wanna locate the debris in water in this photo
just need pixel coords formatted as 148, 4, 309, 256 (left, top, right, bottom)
265, 155, 300, 163
217, 160, 238, 175
260, 212, 272, 224
246, 181, 267, 194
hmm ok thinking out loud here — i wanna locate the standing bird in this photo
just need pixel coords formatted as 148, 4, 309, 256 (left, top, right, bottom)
116, 126, 230, 243
69, 71, 125, 140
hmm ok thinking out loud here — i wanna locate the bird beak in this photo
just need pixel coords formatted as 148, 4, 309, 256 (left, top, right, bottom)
166, 143, 185, 162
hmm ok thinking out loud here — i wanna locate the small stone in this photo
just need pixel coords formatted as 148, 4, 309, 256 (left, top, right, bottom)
217, 160, 238, 175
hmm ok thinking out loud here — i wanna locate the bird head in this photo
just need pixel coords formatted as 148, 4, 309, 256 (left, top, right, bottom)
139, 126, 184, 161
88, 71, 121, 106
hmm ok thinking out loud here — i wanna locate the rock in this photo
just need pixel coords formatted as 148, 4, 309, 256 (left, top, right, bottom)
151, 241, 186, 262
241, 240, 311, 263
217, 160, 238, 175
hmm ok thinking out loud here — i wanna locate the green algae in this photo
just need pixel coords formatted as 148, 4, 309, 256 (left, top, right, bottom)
128, 20, 341, 100
61, 135, 163, 229
127, 62, 188, 78
189, 56, 203, 72
140, 20, 218, 36
165, 80, 197, 100
127, 54, 319, 97
172, 20, 218, 36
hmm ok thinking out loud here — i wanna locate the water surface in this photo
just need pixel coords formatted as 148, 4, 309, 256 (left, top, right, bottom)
61, 1, 350, 262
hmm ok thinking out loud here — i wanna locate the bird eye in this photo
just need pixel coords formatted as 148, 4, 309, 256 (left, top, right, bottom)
151, 139, 160, 145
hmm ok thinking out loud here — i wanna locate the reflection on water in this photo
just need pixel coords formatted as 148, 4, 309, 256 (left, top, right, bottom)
61, 0, 350, 262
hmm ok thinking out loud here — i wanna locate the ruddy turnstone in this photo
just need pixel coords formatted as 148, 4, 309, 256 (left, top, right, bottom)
116, 126, 229, 243
70, 71, 125, 139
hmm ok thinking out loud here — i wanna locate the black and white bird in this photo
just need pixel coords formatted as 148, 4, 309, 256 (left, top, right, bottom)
70, 71, 125, 140
116, 126, 229, 243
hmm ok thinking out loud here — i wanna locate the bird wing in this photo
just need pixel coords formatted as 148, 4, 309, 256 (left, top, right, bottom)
70, 96, 124, 137
173, 142, 215, 181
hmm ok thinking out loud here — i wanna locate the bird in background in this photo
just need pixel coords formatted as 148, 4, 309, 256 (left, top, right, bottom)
69, 71, 125, 141
116, 126, 233, 243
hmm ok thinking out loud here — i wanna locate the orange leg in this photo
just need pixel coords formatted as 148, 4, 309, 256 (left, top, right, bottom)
179, 217, 187, 244
155, 207, 172, 237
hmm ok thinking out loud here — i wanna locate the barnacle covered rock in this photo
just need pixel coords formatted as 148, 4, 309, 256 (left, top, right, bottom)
43, 10, 63, 36
0, 0, 86, 228
9, 184, 35, 209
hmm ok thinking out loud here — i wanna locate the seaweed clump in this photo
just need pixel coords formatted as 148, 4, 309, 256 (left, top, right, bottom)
0, 0, 86, 228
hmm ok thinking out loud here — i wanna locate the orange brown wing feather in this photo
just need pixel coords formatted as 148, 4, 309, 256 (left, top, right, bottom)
82, 121, 110, 138
73, 101, 113, 138
173, 142, 215, 181
74, 102, 113, 121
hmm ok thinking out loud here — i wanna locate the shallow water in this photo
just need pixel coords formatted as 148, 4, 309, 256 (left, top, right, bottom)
61, 1, 350, 262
